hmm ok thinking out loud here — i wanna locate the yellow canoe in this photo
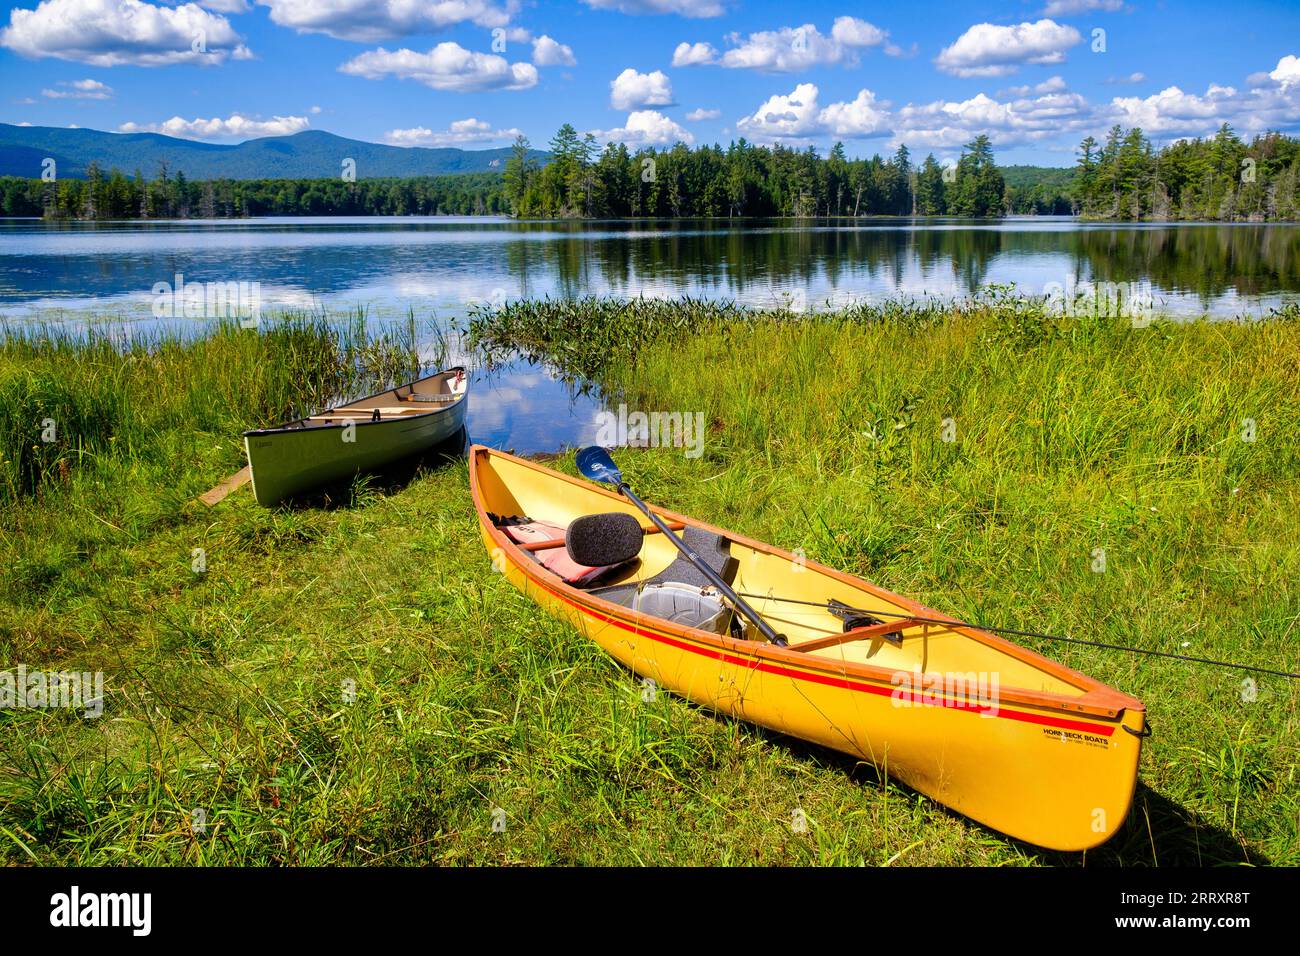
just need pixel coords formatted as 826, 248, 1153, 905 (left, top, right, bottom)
469, 445, 1147, 850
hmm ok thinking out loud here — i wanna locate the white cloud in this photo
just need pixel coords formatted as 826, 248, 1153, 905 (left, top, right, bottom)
582, 0, 724, 16
610, 67, 673, 109
384, 118, 524, 147
118, 112, 310, 140
1102, 78, 1300, 139
41, 78, 113, 99
689, 18, 892, 73
196, 0, 249, 11
819, 89, 890, 137
591, 109, 694, 146
685, 107, 720, 121
532, 35, 575, 67
894, 89, 1092, 149
737, 83, 822, 140
1042, 0, 1123, 15
339, 42, 539, 92
1104, 71, 1145, 85
829, 15, 887, 48
309, 104, 322, 113
1, 0, 251, 67
736, 83, 890, 142
255, 0, 511, 43
671, 40, 716, 66
935, 19, 1081, 78
1268, 54, 1300, 89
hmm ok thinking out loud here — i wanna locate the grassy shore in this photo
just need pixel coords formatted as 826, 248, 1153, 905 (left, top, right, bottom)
2, 297, 1297, 865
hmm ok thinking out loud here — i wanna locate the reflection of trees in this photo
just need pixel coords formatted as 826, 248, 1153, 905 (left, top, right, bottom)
522, 219, 1007, 298
1068, 226, 1300, 300
9, 219, 1298, 315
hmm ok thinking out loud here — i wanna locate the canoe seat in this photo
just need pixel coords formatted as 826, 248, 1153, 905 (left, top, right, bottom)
594, 526, 738, 608
492, 515, 637, 588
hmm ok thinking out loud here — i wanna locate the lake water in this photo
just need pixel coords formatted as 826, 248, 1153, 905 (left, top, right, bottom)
3, 215, 1298, 453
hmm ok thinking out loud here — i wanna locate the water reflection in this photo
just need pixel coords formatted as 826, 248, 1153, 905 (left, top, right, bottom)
2, 217, 1297, 319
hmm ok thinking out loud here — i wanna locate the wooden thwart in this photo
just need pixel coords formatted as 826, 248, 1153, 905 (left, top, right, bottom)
519, 519, 688, 553
791, 617, 923, 653
199, 466, 252, 507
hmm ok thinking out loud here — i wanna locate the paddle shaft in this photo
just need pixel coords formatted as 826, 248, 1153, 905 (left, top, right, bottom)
614, 481, 787, 647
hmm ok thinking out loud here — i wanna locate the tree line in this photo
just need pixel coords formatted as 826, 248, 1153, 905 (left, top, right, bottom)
0, 166, 510, 219
7, 123, 1298, 222
0, 129, 1008, 221
502, 125, 1006, 218
1075, 124, 1300, 221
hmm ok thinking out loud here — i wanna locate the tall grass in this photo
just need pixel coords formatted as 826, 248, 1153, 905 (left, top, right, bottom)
2, 296, 1296, 866
0, 309, 446, 502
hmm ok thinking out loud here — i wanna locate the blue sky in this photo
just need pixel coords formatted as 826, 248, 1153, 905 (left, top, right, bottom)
2, 0, 1298, 166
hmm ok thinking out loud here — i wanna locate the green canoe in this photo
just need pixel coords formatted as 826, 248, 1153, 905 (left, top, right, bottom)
242, 367, 469, 506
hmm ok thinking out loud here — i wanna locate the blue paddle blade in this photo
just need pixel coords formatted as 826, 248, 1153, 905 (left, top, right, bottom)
576, 446, 623, 485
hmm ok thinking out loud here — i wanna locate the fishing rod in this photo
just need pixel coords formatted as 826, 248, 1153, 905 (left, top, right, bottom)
733, 591, 1300, 680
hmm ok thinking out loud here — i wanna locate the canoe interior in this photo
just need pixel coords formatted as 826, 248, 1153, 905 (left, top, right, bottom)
249, 367, 468, 433
475, 450, 1096, 700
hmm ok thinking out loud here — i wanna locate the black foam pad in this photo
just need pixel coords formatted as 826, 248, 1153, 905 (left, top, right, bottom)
566, 512, 645, 567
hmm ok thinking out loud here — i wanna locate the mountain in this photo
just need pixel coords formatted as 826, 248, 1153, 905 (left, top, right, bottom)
0, 124, 547, 180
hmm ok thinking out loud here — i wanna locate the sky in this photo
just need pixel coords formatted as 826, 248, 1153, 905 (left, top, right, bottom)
1, 0, 1298, 167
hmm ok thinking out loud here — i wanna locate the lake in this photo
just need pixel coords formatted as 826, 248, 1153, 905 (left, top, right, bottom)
3, 215, 1298, 452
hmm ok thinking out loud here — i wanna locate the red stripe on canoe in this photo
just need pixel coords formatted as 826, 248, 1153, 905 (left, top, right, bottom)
536, 577, 1116, 738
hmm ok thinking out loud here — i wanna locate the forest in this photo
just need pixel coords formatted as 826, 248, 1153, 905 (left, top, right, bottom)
2, 122, 1297, 221
500, 126, 1006, 218
0, 128, 1007, 221
0, 169, 510, 219
1074, 124, 1300, 221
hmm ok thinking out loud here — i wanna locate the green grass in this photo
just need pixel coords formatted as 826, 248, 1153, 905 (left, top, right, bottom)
1, 297, 1297, 865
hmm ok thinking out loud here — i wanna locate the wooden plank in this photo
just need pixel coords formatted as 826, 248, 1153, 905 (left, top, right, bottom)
791, 617, 920, 653
518, 519, 687, 552
199, 466, 251, 507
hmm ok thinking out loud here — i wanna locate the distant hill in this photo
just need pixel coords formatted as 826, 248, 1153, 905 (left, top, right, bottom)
0, 124, 548, 180
1000, 164, 1077, 190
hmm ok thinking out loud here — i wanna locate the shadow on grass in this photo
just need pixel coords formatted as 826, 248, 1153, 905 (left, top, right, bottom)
694, 705, 1264, 865
278, 426, 469, 510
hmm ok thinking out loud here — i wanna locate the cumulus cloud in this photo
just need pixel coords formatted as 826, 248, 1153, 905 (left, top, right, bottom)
671, 41, 716, 66
119, 113, 310, 140
1103, 77, 1300, 138
935, 19, 1081, 77
685, 107, 720, 121
532, 35, 575, 67
591, 109, 694, 146
893, 89, 1092, 149
1267, 54, 1300, 89
41, 78, 113, 99
609, 67, 673, 109
254, 0, 511, 43
582, 0, 724, 16
680, 18, 894, 73
736, 83, 890, 142
1, 0, 251, 66
339, 42, 539, 91
384, 118, 524, 147
1105, 71, 1145, 85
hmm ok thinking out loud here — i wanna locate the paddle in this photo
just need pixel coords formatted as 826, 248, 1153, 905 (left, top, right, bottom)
575, 447, 788, 647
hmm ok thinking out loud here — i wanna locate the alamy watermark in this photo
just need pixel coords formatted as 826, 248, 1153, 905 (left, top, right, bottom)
1042, 279, 1154, 325
1, 665, 104, 718
594, 404, 706, 459
152, 272, 261, 326
890, 668, 1001, 717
